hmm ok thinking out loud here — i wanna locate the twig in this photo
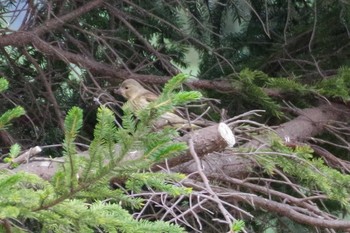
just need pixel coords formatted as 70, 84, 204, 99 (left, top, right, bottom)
188, 137, 237, 230
0, 146, 42, 169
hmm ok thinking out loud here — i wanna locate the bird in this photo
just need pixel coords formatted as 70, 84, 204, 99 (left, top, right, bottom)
115, 79, 158, 112
115, 79, 199, 130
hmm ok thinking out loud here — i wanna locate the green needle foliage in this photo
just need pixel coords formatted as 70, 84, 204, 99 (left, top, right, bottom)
0, 78, 25, 130
0, 78, 25, 166
0, 78, 8, 93
317, 66, 350, 101
3, 144, 22, 165
137, 73, 202, 126
0, 75, 200, 232
256, 138, 350, 208
231, 220, 245, 233
229, 69, 283, 118
227, 67, 350, 119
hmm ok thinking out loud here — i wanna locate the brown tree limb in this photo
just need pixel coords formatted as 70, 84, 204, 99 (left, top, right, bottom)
211, 174, 333, 220
174, 103, 349, 178
152, 123, 235, 171
184, 178, 350, 230
6, 103, 348, 182
0, 0, 237, 93
0, 33, 237, 93
310, 144, 350, 172
8, 123, 235, 179
0, 146, 42, 170
243, 195, 350, 229
0, 0, 104, 46
275, 103, 349, 142
246, 196, 350, 229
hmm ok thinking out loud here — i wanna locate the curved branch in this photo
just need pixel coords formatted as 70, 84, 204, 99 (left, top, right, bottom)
275, 103, 349, 142
0, 0, 103, 46
185, 179, 350, 230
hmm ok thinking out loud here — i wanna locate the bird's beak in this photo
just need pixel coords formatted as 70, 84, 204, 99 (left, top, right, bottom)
114, 88, 127, 99
114, 88, 122, 96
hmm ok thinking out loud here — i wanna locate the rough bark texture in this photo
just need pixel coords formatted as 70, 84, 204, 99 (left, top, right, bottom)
275, 103, 347, 142
7, 103, 348, 180
174, 103, 349, 178
153, 123, 234, 171
9, 123, 234, 179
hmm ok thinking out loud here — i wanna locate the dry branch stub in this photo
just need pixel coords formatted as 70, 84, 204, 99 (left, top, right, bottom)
0, 146, 43, 170
153, 123, 235, 170
180, 122, 235, 156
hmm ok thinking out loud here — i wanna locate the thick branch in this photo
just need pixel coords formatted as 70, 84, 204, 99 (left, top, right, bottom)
0, 0, 104, 46
153, 123, 235, 171
276, 103, 349, 141
6, 104, 348, 180
176, 103, 349, 177
0, 36, 236, 93
8, 123, 235, 179
241, 195, 350, 229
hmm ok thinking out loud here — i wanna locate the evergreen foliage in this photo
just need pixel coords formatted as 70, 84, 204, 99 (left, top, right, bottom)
129, 73, 202, 130
0, 75, 201, 232
1, 0, 349, 145
232, 69, 283, 118
226, 67, 350, 118
3, 143, 21, 164
0, 78, 25, 130
0, 78, 25, 167
231, 219, 245, 233
256, 137, 350, 208
0, 78, 8, 92
317, 66, 350, 101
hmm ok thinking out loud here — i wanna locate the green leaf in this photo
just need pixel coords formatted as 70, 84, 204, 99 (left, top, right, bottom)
163, 73, 188, 94
62, 107, 83, 190
231, 220, 245, 232
9, 143, 21, 159
0, 206, 20, 218
0, 78, 9, 93
172, 91, 202, 105
63, 107, 83, 142
0, 106, 25, 129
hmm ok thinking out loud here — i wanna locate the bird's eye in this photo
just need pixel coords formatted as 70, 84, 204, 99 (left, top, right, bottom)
124, 86, 129, 90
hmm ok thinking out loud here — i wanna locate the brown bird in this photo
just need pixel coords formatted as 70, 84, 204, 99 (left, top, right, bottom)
115, 79, 198, 129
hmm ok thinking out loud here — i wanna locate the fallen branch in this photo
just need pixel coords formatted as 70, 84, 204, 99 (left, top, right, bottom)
3, 123, 235, 180
183, 179, 350, 230
153, 123, 235, 171
0, 146, 42, 169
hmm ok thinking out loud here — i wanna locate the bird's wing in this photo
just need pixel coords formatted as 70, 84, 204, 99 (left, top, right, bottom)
142, 91, 158, 102
127, 90, 158, 112
155, 112, 200, 129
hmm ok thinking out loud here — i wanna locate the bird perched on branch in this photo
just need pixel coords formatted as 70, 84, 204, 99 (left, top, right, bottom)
115, 79, 199, 129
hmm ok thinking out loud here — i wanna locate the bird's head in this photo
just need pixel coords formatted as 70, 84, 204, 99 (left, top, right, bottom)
115, 79, 145, 99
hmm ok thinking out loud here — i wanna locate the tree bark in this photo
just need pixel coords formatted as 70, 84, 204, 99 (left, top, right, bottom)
6, 103, 348, 180
173, 103, 349, 177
